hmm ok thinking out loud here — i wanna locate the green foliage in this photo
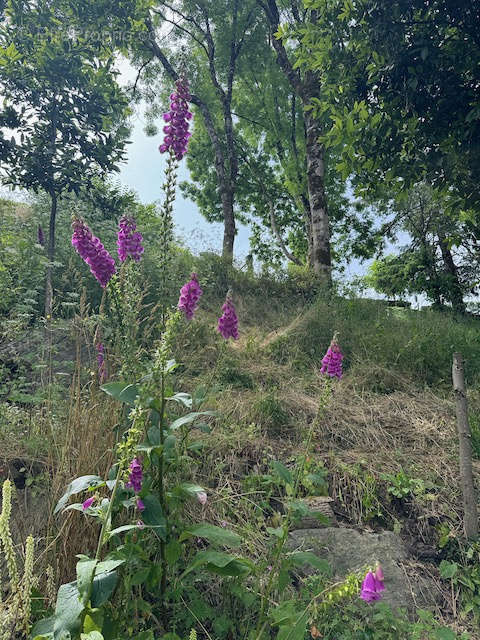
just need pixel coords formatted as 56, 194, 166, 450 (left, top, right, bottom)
268, 297, 480, 386
440, 541, 480, 622
252, 392, 290, 437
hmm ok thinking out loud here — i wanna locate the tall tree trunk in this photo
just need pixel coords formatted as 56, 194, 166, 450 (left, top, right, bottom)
304, 107, 331, 282
438, 231, 465, 313
222, 188, 236, 260
44, 190, 57, 319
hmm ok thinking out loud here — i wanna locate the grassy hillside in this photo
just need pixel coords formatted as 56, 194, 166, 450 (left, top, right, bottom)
1, 262, 479, 638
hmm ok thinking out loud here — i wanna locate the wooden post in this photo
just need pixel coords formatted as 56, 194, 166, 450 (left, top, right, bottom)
452, 352, 478, 539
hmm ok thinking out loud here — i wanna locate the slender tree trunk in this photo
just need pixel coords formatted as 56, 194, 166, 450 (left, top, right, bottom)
304, 107, 331, 282
222, 188, 236, 260
452, 352, 478, 539
44, 191, 57, 319
438, 232, 465, 313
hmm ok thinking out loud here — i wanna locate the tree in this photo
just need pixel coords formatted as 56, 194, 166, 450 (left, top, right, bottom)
0, 0, 129, 317
297, 0, 480, 212
256, 0, 333, 281
364, 185, 478, 311
127, 0, 263, 263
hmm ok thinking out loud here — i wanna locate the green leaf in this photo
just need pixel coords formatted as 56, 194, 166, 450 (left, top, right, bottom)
107, 524, 142, 538
434, 629, 456, 640
53, 582, 84, 639
130, 568, 150, 586
288, 551, 331, 574
182, 523, 242, 548
77, 559, 97, 605
439, 561, 458, 579
80, 632, 104, 640
141, 495, 167, 539
272, 461, 292, 485
91, 571, 118, 608
54, 476, 103, 514
100, 382, 138, 406
183, 551, 252, 578
167, 392, 192, 408
166, 540, 182, 565
94, 559, 124, 575
169, 411, 216, 431
31, 616, 55, 639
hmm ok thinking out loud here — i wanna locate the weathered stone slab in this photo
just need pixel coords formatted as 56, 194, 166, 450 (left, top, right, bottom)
288, 527, 440, 613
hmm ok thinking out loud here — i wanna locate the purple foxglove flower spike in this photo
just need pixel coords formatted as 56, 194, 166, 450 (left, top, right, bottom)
37, 225, 45, 247
126, 457, 143, 493
82, 496, 95, 511
217, 292, 239, 340
117, 216, 144, 262
158, 77, 192, 160
72, 218, 116, 288
320, 334, 344, 379
136, 498, 145, 512
178, 273, 203, 320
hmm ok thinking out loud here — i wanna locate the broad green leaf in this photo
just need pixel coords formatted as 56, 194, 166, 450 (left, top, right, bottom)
130, 567, 150, 586
166, 540, 182, 565
53, 582, 84, 638
100, 382, 138, 406
91, 571, 118, 608
95, 559, 124, 575
80, 632, 104, 640
54, 476, 103, 514
182, 523, 242, 548
141, 495, 167, 539
77, 559, 97, 605
439, 561, 458, 579
169, 411, 216, 431
184, 551, 252, 578
167, 392, 192, 408
288, 551, 331, 574
272, 461, 292, 485
31, 616, 54, 639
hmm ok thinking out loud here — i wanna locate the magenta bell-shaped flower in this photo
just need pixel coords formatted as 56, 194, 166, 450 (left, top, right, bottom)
126, 458, 143, 494
117, 216, 144, 263
217, 293, 239, 340
320, 335, 344, 379
360, 568, 385, 602
158, 77, 192, 160
72, 218, 116, 288
178, 273, 203, 320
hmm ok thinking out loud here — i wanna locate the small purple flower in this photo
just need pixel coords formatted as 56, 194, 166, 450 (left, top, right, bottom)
217, 293, 239, 340
72, 218, 116, 288
220, 520, 228, 528
97, 343, 106, 382
320, 337, 343, 379
126, 458, 143, 494
137, 520, 145, 529
360, 569, 385, 602
178, 273, 203, 320
37, 225, 45, 247
117, 216, 144, 263
158, 77, 192, 160
82, 496, 95, 511
136, 498, 145, 512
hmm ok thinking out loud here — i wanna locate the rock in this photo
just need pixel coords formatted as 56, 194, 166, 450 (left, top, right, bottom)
287, 527, 441, 613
